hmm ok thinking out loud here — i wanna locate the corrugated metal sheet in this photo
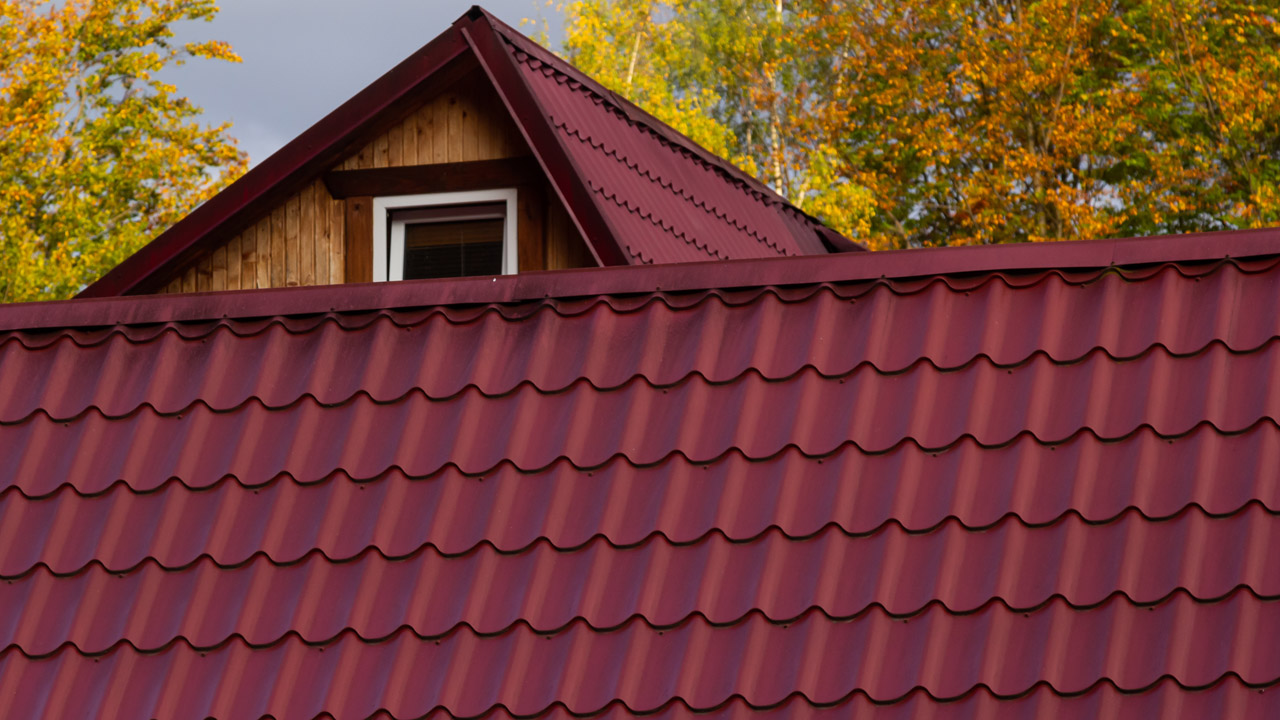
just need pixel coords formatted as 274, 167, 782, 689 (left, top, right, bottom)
4, 236, 1280, 717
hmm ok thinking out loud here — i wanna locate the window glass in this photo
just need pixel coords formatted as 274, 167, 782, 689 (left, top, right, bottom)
386, 199, 509, 280
402, 218, 504, 279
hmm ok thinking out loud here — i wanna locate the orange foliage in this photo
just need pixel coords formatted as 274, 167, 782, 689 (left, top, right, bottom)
0, 0, 246, 301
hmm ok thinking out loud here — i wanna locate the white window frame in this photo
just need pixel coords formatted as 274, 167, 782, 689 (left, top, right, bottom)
372, 188, 518, 282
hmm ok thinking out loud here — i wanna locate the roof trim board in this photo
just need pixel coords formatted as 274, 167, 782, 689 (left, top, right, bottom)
11, 226, 1279, 333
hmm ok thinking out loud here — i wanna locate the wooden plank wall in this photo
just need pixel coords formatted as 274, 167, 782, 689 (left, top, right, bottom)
161, 179, 344, 293
338, 76, 525, 170
546, 201, 595, 270
159, 71, 593, 293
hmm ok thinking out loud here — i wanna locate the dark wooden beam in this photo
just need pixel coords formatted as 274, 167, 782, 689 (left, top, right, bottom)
322, 157, 541, 199
344, 196, 374, 283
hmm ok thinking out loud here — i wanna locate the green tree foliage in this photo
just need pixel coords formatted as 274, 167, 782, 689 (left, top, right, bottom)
560, 0, 1280, 249
0, 0, 246, 302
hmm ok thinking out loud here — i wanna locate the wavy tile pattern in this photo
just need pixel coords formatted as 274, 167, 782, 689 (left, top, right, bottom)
5, 595, 1280, 717
5, 239, 1280, 716
4, 258, 1278, 425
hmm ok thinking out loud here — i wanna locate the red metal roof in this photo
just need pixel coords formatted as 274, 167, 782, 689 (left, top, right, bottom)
489, 17, 838, 262
79, 8, 848, 299
5, 227, 1280, 716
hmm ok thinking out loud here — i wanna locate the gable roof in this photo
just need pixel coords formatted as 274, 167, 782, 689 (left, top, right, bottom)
79, 7, 851, 299
4, 227, 1280, 716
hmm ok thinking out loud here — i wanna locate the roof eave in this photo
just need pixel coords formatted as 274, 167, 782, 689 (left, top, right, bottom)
17, 226, 1280, 333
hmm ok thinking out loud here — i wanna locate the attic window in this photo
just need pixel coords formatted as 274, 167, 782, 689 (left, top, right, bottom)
373, 189, 517, 281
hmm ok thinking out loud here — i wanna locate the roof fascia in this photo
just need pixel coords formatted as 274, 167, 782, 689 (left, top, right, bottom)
9, 227, 1279, 333
78, 28, 471, 299
456, 9, 629, 267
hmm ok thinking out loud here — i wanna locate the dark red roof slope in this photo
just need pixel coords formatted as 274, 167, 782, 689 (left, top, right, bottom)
79, 7, 848, 298
488, 17, 838, 263
6, 228, 1280, 717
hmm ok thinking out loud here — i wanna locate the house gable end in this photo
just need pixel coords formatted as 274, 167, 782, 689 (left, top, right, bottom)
78, 6, 849, 299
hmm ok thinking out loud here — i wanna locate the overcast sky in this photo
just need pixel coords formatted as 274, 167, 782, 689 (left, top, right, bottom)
160, 1, 564, 166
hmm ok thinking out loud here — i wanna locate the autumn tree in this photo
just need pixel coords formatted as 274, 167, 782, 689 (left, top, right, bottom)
0, 0, 246, 302
561, 0, 1280, 249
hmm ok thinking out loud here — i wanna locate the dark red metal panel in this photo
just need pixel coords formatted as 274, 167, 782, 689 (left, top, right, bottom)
7, 254, 1280, 424
8, 228, 1280, 716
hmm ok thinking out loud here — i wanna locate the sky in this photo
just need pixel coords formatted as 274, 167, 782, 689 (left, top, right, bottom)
160, 1, 564, 167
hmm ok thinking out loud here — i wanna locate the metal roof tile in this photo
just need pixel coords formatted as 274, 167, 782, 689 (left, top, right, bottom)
6, 231, 1280, 715
5, 594, 1280, 717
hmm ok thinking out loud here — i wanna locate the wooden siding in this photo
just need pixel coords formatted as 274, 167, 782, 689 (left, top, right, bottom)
337, 72, 524, 172
546, 200, 594, 271
161, 179, 344, 293
157, 69, 591, 294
